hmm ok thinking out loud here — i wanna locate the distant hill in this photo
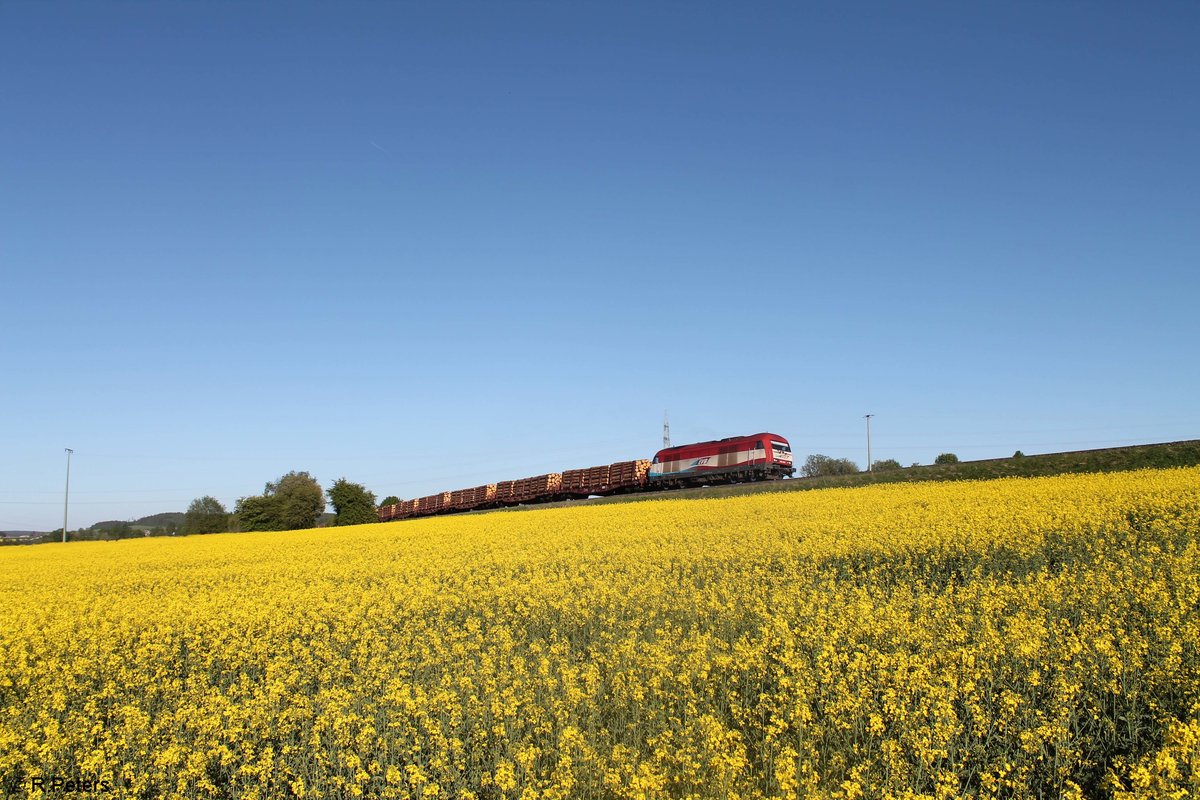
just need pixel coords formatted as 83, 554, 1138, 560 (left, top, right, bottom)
8, 509, 336, 544
87, 510, 334, 532
136, 512, 186, 528
90, 512, 185, 531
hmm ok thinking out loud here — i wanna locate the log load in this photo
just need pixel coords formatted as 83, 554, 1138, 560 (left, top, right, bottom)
449, 489, 472, 511
563, 464, 612, 496
495, 480, 519, 505
585, 465, 611, 493
606, 459, 651, 492
560, 460, 650, 495
416, 492, 452, 515
454, 484, 497, 510
512, 473, 563, 503
561, 468, 589, 496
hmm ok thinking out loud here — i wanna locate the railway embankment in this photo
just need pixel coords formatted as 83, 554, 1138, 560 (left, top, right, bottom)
514, 438, 1200, 511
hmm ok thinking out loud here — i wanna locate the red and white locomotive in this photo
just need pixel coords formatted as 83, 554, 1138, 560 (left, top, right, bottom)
648, 432, 795, 489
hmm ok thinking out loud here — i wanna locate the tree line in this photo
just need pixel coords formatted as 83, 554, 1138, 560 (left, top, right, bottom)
39, 473, 385, 542
180, 472, 382, 535
800, 452, 962, 477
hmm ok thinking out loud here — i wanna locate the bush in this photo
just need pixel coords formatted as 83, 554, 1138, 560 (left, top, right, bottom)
934, 453, 960, 465
802, 454, 861, 477
327, 479, 379, 527
183, 496, 229, 535
235, 471, 325, 531
871, 459, 903, 472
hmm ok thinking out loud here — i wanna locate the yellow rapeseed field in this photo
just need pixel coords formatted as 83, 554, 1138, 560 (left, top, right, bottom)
2, 468, 1198, 799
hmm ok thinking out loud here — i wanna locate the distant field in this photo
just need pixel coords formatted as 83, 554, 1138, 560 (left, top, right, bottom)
2, 466, 1197, 798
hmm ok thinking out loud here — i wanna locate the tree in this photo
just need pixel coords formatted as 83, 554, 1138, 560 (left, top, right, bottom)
380, 495, 401, 508
92, 521, 135, 540
269, 471, 325, 530
935, 453, 960, 464
871, 459, 903, 471
235, 494, 280, 532
184, 495, 229, 535
801, 454, 860, 477
327, 479, 379, 527
235, 471, 325, 532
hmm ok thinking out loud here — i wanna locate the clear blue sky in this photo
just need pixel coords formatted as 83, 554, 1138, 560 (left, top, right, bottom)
2, 2, 1197, 531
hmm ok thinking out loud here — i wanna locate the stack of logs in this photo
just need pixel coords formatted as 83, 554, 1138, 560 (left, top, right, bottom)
449, 484, 497, 512
562, 460, 650, 497
416, 492, 451, 516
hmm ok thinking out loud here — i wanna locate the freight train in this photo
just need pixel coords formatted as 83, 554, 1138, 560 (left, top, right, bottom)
377, 432, 795, 522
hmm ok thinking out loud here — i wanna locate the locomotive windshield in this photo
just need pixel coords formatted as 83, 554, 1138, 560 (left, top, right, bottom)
771, 441, 791, 452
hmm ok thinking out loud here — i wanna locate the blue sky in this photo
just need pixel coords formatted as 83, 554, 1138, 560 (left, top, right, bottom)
2, 2, 1197, 531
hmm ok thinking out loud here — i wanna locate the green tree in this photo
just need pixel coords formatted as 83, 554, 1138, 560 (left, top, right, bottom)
935, 452, 960, 465
93, 521, 134, 540
380, 495, 401, 508
235, 471, 325, 532
235, 494, 280, 532
183, 495, 229, 535
269, 471, 325, 530
871, 458, 903, 471
327, 479, 379, 527
801, 454, 860, 477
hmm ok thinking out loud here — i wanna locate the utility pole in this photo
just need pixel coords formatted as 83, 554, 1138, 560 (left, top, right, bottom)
663, 411, 671, 449
864, 415, 873, 471
63, 448, 73, 543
